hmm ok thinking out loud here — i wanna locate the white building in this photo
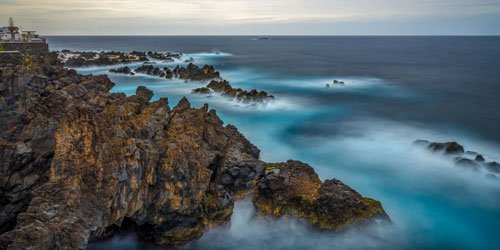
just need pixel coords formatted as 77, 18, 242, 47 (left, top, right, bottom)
0, 18, 42, 43
0, 26, 22, 42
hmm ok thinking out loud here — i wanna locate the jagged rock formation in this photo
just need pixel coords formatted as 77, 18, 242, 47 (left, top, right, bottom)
173, 63, 220, 81
135, 65, 173, 78
135, 63, 219, 82
192, 80, 275, 103
414, 140, 500, 176
109, 66, 135, 75
0, 52, 263, 249
58, 50, 149, 67
0, 50, 388, 249
147, 51, 182, 61
253, 161, 388, 231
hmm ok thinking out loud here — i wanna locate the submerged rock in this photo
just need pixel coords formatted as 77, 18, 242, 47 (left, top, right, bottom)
192, 87, 211, 94
414, 139, 499, 175
109, 66, 134, 75
414, 140, 465, 155
428, 141, 465, 155
253, 161, 389, 231
485, 162, 500, 173
454, 157, 481, 170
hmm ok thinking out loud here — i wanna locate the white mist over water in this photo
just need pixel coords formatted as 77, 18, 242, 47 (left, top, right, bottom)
70, 49, 500, 250
188, 199, 403, 250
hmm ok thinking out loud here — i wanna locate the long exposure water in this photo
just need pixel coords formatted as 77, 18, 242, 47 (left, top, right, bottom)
46, 36, 500, 250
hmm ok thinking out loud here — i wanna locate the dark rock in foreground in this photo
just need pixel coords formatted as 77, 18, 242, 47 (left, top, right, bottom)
0, 50, 388, 249
0, 52, 262, 248
253, 161, 389, 231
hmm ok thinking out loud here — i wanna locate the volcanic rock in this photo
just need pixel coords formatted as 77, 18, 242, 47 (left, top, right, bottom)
109, 66, 134, 75
485, 162, 500, 173
173, 63, 220, 81
414, 140, 500, 175
253, 161, 389, 231
475, 155, 485, 162
454, 157, 481, 170
0, 50, 389, 249
193, 80, 274, 103
135, 65, 173, 79
60, 51, 149, 67
147, 51, 182, 61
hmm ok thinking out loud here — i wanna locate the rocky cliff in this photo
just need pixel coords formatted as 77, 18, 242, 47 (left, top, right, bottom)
0, 51, 388, 249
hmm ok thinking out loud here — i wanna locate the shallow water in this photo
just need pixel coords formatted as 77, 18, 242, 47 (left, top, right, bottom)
47, 36, 500, 250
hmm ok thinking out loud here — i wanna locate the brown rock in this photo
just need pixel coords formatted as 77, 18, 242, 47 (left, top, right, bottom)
253, 160, 389, 231
0, 50, 389, 249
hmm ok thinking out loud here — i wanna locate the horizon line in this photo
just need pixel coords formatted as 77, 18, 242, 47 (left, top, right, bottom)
43, 34, 500, 37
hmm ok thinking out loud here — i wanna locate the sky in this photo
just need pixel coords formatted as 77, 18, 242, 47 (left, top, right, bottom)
1, 0, 500, 35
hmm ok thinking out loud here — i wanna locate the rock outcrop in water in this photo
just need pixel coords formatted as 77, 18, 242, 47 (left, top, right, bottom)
134, 63, 219, 82
135, 64, 174, 78
0, 50, 388, 249
147, 51, 182, 62
173, 63, 220, 81
414, 140, 500, 176
253, 161, 388, 230
109, 66, 135, 75
192, 80, 275, 103
59, 50, 149, 67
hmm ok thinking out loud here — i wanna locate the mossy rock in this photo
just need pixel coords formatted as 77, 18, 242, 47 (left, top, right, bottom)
264, 163, 284, 171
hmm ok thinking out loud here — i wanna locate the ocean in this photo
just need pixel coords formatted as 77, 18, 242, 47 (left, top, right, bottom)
46, 36, 500, 250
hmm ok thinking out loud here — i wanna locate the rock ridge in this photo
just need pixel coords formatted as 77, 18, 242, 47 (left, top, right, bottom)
0, 51, 388, 249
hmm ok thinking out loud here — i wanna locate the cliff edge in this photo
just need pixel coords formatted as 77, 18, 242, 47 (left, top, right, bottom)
0, 51, 388, 249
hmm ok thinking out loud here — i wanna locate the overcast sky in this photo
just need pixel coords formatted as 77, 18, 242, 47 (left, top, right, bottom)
1, 0, 500, 35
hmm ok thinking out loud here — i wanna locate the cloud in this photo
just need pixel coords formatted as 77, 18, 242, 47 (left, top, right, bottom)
1, 0, 499, 34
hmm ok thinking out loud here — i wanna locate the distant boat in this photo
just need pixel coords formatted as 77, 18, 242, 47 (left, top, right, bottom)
257, 37, 270, 40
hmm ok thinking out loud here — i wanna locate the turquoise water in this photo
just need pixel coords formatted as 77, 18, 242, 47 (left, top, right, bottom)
51, 37, 500, 250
